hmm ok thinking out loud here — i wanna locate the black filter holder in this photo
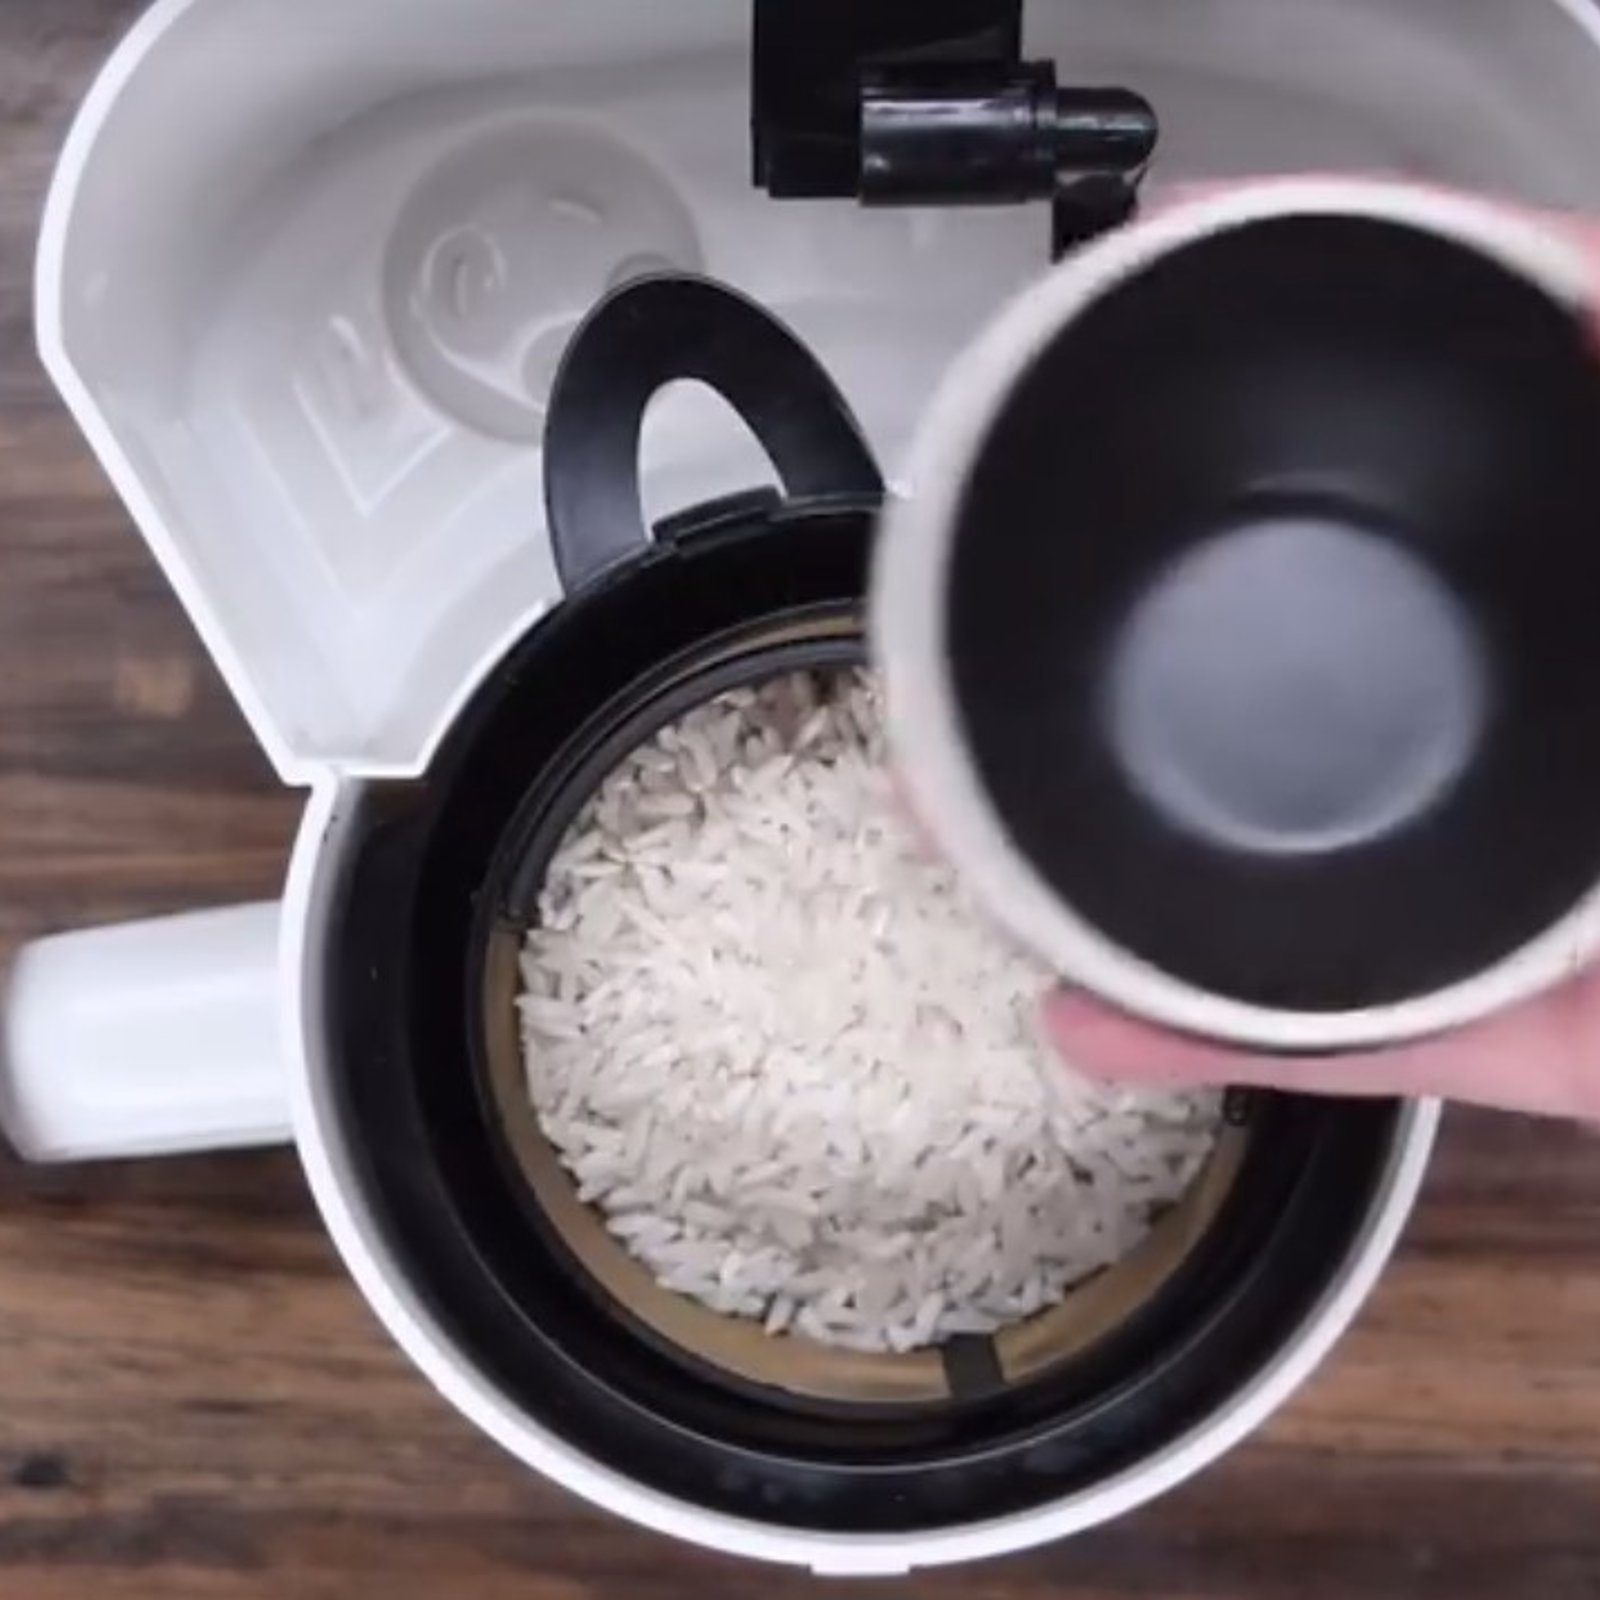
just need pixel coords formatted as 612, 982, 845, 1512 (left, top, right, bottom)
326, 497, 1407, 1528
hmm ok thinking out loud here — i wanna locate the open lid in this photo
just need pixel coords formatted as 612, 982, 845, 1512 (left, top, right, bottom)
36, 0, 1034, 784
38, 0, 1600, 781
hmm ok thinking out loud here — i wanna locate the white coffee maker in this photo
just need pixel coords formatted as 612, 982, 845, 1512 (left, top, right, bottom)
8, 0, 1600, 1572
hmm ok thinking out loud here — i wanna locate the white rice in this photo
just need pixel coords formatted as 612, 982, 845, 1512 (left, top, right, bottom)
518, 669, 1220, 1353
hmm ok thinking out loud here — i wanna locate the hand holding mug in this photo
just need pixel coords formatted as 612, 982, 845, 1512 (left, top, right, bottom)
877, 180, 1600, 1112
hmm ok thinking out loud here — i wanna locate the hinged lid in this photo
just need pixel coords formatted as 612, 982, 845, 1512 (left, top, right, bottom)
39, 0, 1600, 781
37, 0, 1033, 783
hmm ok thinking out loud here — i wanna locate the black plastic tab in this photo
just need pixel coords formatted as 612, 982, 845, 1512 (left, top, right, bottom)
542, 274, 882, 595
752, 0, 1157, 258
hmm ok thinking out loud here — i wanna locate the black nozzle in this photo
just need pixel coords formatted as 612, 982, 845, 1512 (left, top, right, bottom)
752, 0, 1157, 257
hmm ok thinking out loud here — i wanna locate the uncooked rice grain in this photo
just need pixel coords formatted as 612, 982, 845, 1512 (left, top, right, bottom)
518, 669, 1220, 1353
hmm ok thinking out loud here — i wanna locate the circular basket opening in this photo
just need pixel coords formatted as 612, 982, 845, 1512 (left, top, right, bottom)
328, 507, 1408, 1533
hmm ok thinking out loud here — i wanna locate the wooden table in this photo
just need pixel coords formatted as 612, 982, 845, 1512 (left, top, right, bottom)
2, 5, 1600, 1596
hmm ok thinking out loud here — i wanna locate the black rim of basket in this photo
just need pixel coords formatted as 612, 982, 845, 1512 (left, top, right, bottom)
327, 506, 1405, 1533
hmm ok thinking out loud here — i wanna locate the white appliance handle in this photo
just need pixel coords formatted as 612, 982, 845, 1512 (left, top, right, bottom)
1, 902, 291, 1162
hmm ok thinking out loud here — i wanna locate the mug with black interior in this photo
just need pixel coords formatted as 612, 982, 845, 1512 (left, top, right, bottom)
876, 177, 1600, 1056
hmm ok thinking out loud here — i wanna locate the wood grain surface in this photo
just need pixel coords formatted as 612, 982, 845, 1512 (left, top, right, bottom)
1, 5, 1599, 1597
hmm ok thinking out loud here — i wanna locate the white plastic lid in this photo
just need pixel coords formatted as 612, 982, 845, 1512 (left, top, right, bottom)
37, 0, 1039, 782
37, 0, 1600, 782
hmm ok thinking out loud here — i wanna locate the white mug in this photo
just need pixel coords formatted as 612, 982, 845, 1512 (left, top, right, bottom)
0, 800, 1438, 1573
876, 178, 1600, 1054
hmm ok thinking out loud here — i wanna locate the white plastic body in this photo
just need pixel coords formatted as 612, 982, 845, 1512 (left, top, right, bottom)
14, 0, 1600, 1571
2, 902, 288, 1161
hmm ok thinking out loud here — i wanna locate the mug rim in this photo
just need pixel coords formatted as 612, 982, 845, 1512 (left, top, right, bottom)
872, 176, 1600, 1051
